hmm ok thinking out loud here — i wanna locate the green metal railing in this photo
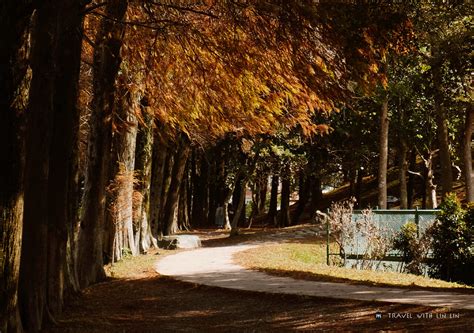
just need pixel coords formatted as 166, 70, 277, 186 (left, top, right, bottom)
326, 208, 438, 266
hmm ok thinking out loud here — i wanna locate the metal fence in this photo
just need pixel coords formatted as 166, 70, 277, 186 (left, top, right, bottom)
326, 209, 438, 271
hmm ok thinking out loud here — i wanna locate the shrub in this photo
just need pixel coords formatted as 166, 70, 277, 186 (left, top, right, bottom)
392, 221, 432, 275
429, 193, 474, 285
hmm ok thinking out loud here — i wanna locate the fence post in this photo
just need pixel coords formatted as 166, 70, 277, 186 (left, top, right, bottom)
326, 218, 330, 266
415, 206, 420, 238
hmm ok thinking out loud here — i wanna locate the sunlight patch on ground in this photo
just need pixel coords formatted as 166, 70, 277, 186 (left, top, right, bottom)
234, 242, 473, 291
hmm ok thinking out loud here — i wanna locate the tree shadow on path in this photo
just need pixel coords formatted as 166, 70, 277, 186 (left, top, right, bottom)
46, 276, 474, 332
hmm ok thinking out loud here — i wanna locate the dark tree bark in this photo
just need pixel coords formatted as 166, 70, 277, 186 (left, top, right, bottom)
158, 149, 174, 235
279, 174, 291, 228
0, 3, 31, 331
207, 159, 218, 227
293, 170, 310, 224
378, 94, 389, 209
178, 169, 191, 231
162, 138, 191, 236
258, 176, 268, 214
232, 174, 246, 227
308, 176, 323, 215
398, 139, 409, 209
230, 179, 248, 236
133, 103, 156, 253
463, 105, 473, 202
407, 150, 417, 208
432, 62, 453, 197
78, 0, 128, 289
352, 169, 362, 208
149, 130, 168, 238
267, 175, 279, 225
191, 152, 209, 227
46, 0, 86, 316
19, 3, 60, 329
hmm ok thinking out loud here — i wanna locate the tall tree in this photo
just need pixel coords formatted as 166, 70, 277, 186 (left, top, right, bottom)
0, 2, 32, 331
78, 0, 129, 288
463, 105, 474, 202
377, 91, 389, 209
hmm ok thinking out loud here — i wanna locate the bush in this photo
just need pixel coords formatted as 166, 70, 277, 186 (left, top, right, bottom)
429, 193, 474, 285
392, 221, 432, 275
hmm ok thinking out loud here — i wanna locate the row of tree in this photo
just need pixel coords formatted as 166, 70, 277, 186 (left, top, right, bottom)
0, 1, 471, 332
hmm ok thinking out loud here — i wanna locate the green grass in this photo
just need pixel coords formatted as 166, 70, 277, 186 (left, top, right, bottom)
235, 241, 473, 292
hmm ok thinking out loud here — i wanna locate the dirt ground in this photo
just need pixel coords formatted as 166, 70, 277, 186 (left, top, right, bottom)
44, 228, 474, 332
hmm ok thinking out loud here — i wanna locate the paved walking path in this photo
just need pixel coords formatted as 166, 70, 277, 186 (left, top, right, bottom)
155, 243, 474, 311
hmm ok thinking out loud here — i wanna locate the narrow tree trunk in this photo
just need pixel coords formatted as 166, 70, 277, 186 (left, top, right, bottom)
424, 152, 437, 209
258, 176, 268, 214
191, 152, 209, 227
463, 105, 473, 202
267, 175, 279, 224
78, 0, 128, 288
149, 130, 168, 238
407, 150, 416, 208
107, 83, 138, 262
432, 64, 453, 197
355, 169, 364, 208
309, 176, 323, 215
163, 139, 191, 236
293, 170, 310, 224
0, 2, 31, 331
399, 139, 408, 209
178, 172, 190, 231
232, 174, 246, 227
230, 179, 247, 236
134, 102, 156, 253
378, 94, 389, 209
279, 174, 291, 228
207, 159, 217, 226
158, 150, 174, 235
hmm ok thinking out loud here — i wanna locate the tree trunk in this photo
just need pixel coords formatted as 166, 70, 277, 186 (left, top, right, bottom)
230, 179, 247, 236
258, 176, 268, 214
232, 174, 246, 227
309, 176, 323, 215
162, 139, 191, 236
399, 139, 408, 209
78, 0, 128, 288
46, 0, 85, 316
19, 4, 60, 329
149, 130, 168, 238
279, 174, 291, 228
107, 83, 138, 262
424, 152, 437, 209
407, 150, 416, 208
293, 170, 310, 224
191, 152, 209, 227
463, 105, 473, 202
355, 169, 364, 208
432, 63, 453, 197
0, 2, 31, 331
178, 171, 191, 231
207, 159, 218, 227
134, 102, 156, 253
267, 175, 279, 225
378, 94, 389, 209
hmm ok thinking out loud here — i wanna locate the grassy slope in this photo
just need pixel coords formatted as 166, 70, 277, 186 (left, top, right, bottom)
235, 240, 474, 292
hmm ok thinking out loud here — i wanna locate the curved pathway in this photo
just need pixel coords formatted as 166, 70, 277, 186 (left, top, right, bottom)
155, 244, 474, 310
